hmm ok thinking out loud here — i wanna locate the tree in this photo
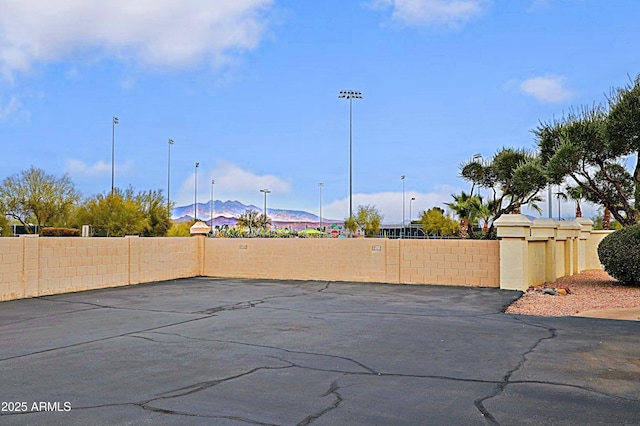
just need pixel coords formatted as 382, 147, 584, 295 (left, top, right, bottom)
0, 166, 80, 234
459, 148, 548, 236
0, 214, 11, 236
445, 191, 476, 238
167, 221, 192, 237
350, 205, 383, 237
420, 207, 459, 237
73, 188, 152, 237
137, 189, 172, 237
565, 185, 586, 218
236, 209, 271, 234
535, 75, 640, 227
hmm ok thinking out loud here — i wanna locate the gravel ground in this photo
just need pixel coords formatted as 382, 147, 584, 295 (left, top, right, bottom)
505, 269, 640, 317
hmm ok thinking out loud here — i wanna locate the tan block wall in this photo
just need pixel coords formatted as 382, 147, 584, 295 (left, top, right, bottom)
0, 238, 25, 301
585, 231, 612, 270
204, 238, 391, 283
399, 240, 499, 287
129, 237, 198, 284
1, 237, 197, 301
204, 238, 499, 287
2, 236, 500, 302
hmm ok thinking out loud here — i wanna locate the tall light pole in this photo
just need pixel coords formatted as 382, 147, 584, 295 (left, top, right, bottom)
167, 139, 174, 215
260, 189, 271, 218
467, 153, 482, 235
410, 197, 416, 237
194, 162, 199, 221
401, 175, 406, 230
210, 179, 215, 228
338, 90, 362, 221
111, 116, 119, 195
318, 182, 324, 230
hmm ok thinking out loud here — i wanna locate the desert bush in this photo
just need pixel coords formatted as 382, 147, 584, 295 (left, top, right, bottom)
597, 224, 640, 285
41, 227, 81, 237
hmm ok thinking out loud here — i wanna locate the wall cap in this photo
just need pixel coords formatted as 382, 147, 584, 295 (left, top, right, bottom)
494, 214, 533, 227
190, 221, 211, 235
558, 220, 581, 230
531, 218, 558, 228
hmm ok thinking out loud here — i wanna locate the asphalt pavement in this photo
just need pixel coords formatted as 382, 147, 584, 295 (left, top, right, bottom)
1, 277, 639, 425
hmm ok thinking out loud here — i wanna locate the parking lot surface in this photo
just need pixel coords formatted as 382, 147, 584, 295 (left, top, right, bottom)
1, 277, 639, 425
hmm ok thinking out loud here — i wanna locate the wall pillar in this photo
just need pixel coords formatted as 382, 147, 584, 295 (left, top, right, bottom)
495, 214, 532, 291
190, 221, 210, 276
575, 218, 594, 273
531, 218, 558, 283
557, 221, 581, 276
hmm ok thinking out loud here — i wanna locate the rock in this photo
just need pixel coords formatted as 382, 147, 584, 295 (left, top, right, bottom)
556, 288, 567, 296
557, 284, 571, 294
542, 288, 557, 296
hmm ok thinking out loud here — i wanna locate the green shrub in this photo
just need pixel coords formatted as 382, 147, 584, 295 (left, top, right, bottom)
597, 224, 640, 285
41, 227, 81, 237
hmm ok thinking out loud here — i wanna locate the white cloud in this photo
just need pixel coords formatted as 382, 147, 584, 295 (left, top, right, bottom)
0, 92, 31, 121
64, 158, 133, 177
518, 75, 572, 103
322, 185, 460, 224
369, 0, 490, 28
0, 0, 274, 79
176, 160, 291, 207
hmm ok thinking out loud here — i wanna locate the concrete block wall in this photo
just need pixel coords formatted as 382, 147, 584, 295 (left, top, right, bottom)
398, 239, 499, 287
0, 236, 197, 301
204, 238, 393, 283
204, 238, 500, 287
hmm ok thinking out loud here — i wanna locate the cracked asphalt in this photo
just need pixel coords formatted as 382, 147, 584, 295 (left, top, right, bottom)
1, 278, 640, 425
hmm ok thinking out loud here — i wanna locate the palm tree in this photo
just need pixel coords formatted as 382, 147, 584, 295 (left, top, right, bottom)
566, 185, 585, 218
446, 191, 477, 238
603, 207, 611, 230
476, 197, 499, 232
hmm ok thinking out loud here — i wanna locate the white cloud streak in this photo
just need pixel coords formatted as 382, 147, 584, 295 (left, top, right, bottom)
176, 160, 291, 206
322, 185, 460, 224
64, 158, 133, 178
0, 0, 274, 79
518, 75, 572, 103
369, 0, 490, 28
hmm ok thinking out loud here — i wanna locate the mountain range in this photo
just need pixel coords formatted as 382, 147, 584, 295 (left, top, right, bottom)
172, 200, 341, 230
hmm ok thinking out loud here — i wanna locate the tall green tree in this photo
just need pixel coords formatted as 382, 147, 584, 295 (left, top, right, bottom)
0, 166, 80, 234
137, 189, 172, 237
535, 75, 640, 226
73, 187, 166, 237
459, 148, 548, 236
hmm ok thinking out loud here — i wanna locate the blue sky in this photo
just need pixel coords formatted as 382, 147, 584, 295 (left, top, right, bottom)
1, 0, 639, 223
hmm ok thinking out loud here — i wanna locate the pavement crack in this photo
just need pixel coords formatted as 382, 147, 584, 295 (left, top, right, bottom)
149, 331, 379, 374
145, 365, 293, 401
0, 315, 211, 363
473, 318, 557, 425
296, 380, 343, 426
42, 297, 195, 315
318, 282, 331, 293
195, 300, 264, 315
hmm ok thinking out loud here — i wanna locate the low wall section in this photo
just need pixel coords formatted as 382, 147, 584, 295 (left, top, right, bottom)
203, 238, 500, 287
0, 236, 197, 301
1, 237, 499, 301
